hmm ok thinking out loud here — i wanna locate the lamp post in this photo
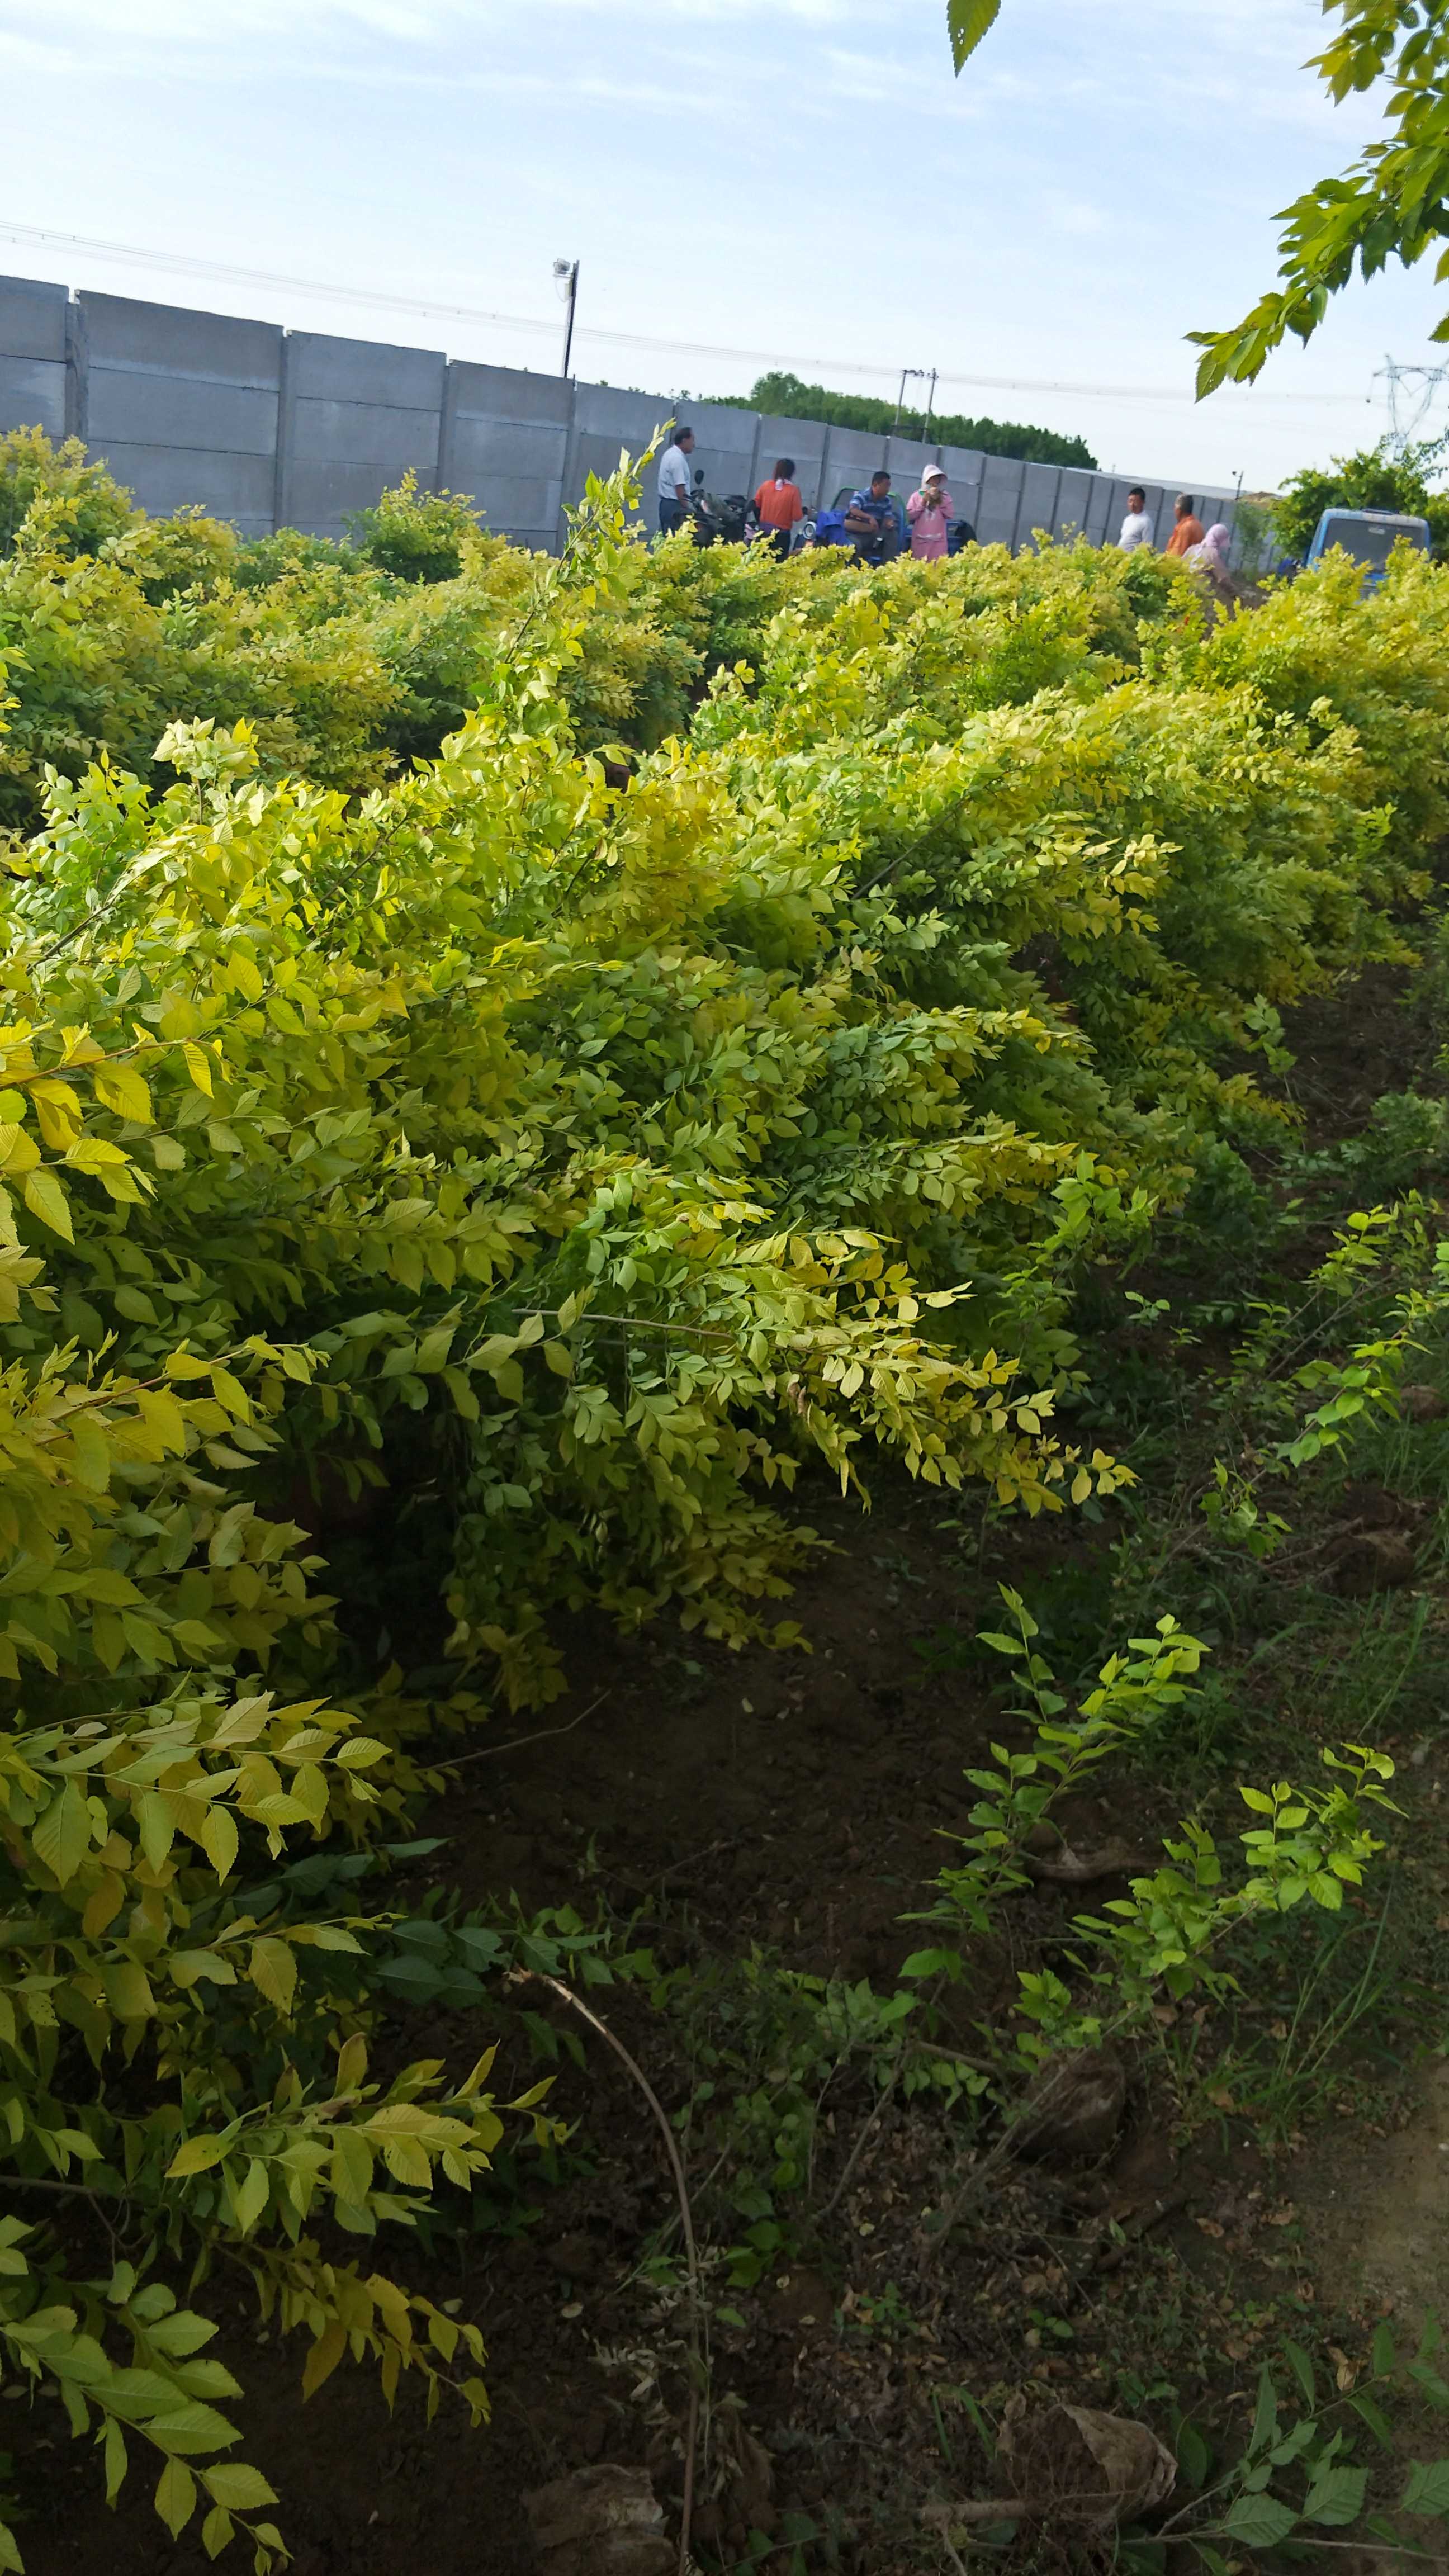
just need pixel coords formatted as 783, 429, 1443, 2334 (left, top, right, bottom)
553, 259, 579, 379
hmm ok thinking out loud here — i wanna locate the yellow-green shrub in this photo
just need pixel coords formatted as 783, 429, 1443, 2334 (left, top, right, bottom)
0, 449, 1445, 2563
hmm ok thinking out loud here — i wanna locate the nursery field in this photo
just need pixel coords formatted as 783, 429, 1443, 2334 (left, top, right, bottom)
5, 430, 1449, 2576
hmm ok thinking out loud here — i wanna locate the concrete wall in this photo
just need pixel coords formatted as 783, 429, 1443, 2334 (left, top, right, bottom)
279, 331, 444, 539
0, 276, 67, 444
0, 271, 1248, 559
441, 361, 571, 552
78, 293, 282, 538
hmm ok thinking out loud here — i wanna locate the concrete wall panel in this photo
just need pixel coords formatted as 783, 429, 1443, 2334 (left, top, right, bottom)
0, 276, 67, 363
887, 434, 942, 499
285, 330, 443, 410
290, 395, 441, 473
820, 428, 891, 507
88, 371, 278, 456
1083, 475, 1116, 545
1052, 467, 1095, 542
977, 454, 1025, 547
0, 279, 67, 441
283, 456, 439, 533
443, 363, 569, 533
279, 332, 444, 532
448, 414, 567, 483
1017, 462, 1062, 549
80, 293, 282, 389
0, 357, 65, 439
98, 442, 276, 530
939, 447, 986, 529
76, 293, 283, 527
466, 472, 562, 533
446, 361, 570, 428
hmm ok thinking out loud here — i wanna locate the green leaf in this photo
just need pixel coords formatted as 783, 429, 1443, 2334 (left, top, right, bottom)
201, 1803, 239, 1882
1175, 2421, 1210, 2489
233, 2158, 270, 2234
1248, 2363, 1279, 2459
946, 0, 1001, 70
248, 1938, 297, 2016
148, 2400, 240, 2457
1409, 2362, 1449, 2413
31, 1780, 91, 1888
1284, 2339, 1316, 2407
1401, 2460, 1449, 2518
23, 1166, 72, 1242
1348, 2393, 1395, 2451
202, 2464, 278, 2511
137, 1790, 176, 1873
1219, 2494, 1300, 2549
155, 2457, 197, 2539
103, 2416, 128, 2504
167, 2137, 228, 2179
1303, 2464, 1366, 2527
146, 2310, 219, 2358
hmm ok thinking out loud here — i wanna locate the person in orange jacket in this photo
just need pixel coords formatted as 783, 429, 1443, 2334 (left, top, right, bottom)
1164, 493, 1206, 556
753, 457, 804, 560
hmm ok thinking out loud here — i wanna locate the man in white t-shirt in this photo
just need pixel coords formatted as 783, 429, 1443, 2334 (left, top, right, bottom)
657, 427, 695, 535
1118, 486, 1154, 552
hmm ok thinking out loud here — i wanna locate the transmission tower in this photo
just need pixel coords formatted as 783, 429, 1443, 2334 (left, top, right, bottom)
1373, 354, 1449, 456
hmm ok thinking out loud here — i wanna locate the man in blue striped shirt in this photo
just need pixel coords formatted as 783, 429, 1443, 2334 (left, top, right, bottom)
844, 470, 899, 562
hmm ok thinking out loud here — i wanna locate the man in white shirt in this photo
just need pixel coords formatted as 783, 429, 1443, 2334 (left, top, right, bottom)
1118, 486, 1154, 552
657, 426, 695, 536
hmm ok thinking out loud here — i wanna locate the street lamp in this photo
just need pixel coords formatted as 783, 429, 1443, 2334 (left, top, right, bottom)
553, 258, 579, 380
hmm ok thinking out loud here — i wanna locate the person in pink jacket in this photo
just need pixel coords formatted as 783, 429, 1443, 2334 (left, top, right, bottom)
907, 465, 954, 560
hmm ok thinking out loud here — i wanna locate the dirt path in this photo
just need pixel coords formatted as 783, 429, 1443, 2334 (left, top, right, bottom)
1302, 2040, 1449, 2323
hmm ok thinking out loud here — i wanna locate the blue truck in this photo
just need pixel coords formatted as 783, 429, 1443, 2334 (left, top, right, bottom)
1305, 506, 1432, 589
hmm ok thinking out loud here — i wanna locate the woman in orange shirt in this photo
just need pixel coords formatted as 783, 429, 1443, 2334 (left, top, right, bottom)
754, 457, 804, 559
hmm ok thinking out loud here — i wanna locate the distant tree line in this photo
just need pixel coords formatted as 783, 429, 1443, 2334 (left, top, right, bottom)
739, 372, 1097, 469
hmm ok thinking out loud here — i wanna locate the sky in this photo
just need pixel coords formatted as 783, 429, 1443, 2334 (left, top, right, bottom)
0, 0, 1444, 492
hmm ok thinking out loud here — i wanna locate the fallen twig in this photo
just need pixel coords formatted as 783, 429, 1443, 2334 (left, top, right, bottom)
817, 2070, 900, 2222
508, 1968, 701, 2576
443, 1690, 609, 1772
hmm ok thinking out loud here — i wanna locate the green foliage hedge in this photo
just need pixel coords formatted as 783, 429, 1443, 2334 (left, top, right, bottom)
0, 430, 1446, 2563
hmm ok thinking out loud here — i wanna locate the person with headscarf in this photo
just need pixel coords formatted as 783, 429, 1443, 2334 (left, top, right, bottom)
1186, 522, 1232, 578
906, 464, 955, 561
1185, 522, 1258, 615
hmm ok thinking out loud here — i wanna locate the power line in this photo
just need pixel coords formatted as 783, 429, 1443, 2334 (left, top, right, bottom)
0, 214, 1365, 411
0, 217, 559, 343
